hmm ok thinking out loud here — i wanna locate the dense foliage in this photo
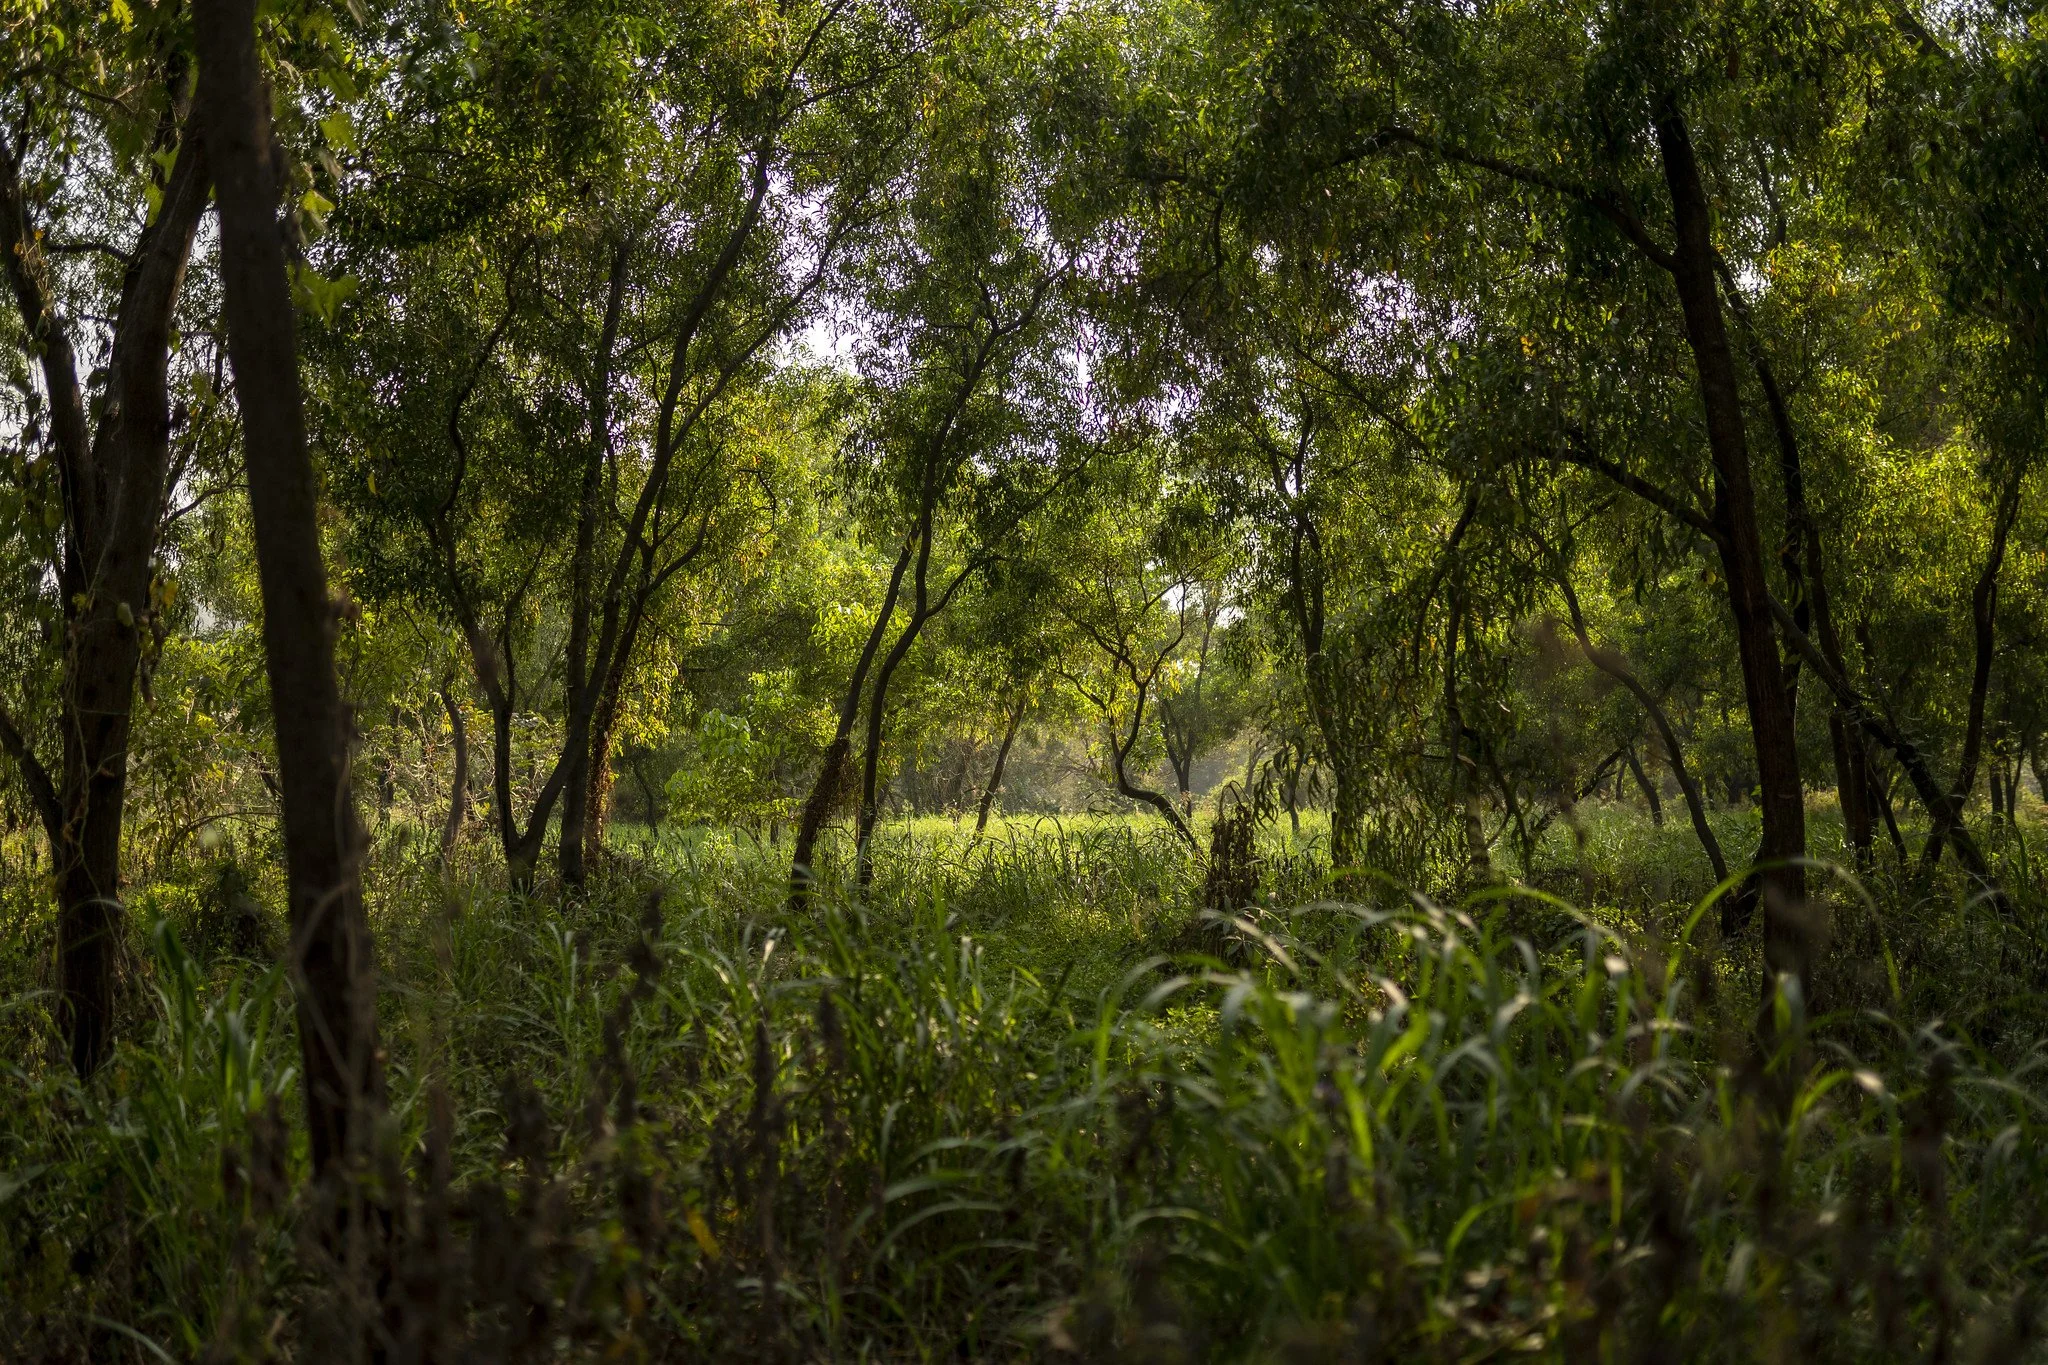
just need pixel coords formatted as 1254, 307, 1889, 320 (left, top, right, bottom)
4, 0, 2048, 1360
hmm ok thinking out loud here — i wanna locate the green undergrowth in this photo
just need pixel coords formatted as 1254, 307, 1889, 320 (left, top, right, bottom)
2, 817, 2047, 1360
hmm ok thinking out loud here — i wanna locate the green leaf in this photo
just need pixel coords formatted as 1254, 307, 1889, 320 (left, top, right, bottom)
300, 188, 336, 234
289, 263, 358, 325
319, 111, 356, 151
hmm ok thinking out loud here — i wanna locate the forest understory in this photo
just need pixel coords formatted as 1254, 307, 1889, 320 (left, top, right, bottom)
5, 804, 2048, 1362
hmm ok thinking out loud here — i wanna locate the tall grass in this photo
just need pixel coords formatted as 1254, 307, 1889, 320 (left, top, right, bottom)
2, 815, 2045, 1360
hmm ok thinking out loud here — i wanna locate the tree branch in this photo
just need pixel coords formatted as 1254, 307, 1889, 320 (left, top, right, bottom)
1546, 552, 1727, 885
0, 702, 62, 850
1544, 435, 1725, 548
1766, 593, 2001, 896
0, 129, 93, 487
1348, 128, 1677, 272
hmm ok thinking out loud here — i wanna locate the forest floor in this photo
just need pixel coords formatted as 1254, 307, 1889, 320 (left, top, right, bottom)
4, 807, 2048, 1361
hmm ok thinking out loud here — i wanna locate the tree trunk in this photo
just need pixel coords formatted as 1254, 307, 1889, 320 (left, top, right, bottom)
630, 749, 662, 828
1289, 515, 1361, 882
1281, 750, 1304, 840
1102, 678, 1198, 851
852, 518, 996, 886
557, 243, 630, 887
1736, 270, 1886, 876
50, 275, 200, 1074
974, 695, 1026, 838
1160, 698, 1197, 816
439, 682, 468, 866
1654, 105, 1807, 981
1626, 747, 1664, 827
1778, 601, 1999, 893
1829, 712, 1874, 867
1444, 597, 1492, 878
577, 592, 649, 875
1, 80, 210, 1076
854, 515, 987, 887
1873, 765, 1908, 862
1922, 473, 2022, 877
53, 655, 136, 1078
1326, 759, 1364, 882
854, 600, 926, 888
197, 0, 385, 1177
791, 540, 914, 906
1170, 739, 1196, 816
486, 690, 553, 890
581, 655, 627, 869
1297, 587, 1363, 879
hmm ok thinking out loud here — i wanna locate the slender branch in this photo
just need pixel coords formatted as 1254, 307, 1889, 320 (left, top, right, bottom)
0, 128, 93, 489
433, 267, 523, 710
1922, 470, 2023, 872
1767, 593, 2001, 895
1883, 1, 1950, 59
1548, 555, 1727, 884
1543, 435, 1725, 547
45, 238, 135, 265
0, 702, 62, 849
1342, 128, 1678, 272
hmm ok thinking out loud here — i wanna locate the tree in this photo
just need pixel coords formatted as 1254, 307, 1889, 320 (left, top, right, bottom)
1156, 576, 1250, 815
788, 9, 1118, 898
1049, 474, 1203, 849
0, 3, 214, 1074
324, 0, 925, 886
1189, 0, 1859, 958
194, 0, 384, 1180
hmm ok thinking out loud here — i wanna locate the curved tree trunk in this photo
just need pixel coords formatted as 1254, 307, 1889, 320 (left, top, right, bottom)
1626, 747, 1664, 827
1104, 682, 1198, 851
